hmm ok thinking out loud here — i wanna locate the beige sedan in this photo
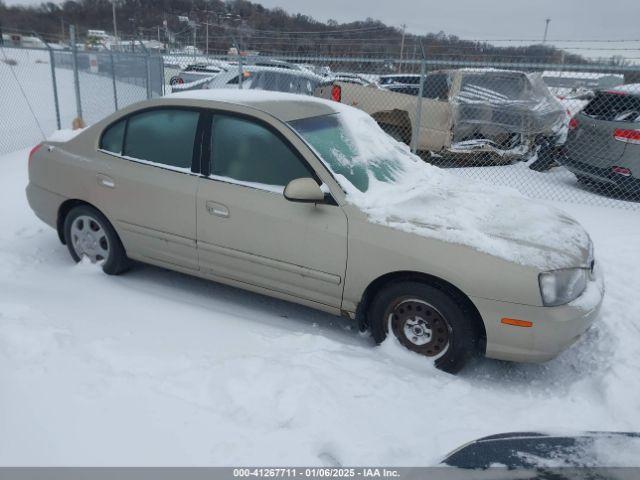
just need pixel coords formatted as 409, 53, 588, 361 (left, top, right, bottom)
26, 90, 604, 373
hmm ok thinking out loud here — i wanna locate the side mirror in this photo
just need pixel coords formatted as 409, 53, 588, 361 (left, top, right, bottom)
284, 178, 325, 203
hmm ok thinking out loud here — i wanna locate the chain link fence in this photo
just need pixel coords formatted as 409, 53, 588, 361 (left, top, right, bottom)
165, 51, 640, 209
0, 44, 163, 154
2, 44, 640, 210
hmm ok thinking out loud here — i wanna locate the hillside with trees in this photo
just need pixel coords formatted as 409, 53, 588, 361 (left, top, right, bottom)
1, 0, 588, 63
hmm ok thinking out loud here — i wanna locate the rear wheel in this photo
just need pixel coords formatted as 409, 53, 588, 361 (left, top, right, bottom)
63, 205, 131, 275
368, 281, 482, 374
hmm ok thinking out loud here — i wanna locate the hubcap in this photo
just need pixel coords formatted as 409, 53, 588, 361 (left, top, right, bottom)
387, 298, 451, 358
70, 215, 109, 263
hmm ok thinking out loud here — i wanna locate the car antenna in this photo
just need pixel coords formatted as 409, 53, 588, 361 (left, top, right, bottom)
0, 36, 47, 141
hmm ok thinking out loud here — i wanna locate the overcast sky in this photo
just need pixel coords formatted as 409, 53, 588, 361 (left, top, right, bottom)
6, 0, 640, 58
256, 0, 640, 60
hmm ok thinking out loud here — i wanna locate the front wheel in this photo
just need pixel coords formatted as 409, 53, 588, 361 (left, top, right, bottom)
63, 205, 131, 275
368, 281, 482, 374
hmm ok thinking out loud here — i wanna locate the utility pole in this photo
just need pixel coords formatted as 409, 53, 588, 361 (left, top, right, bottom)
543, 18, 551, 43
399, 23, 406, 60
112, 1, 118, 45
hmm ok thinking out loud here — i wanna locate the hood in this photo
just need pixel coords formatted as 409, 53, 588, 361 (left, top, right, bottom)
345, 166, 591, 271
292, 100, 591, 271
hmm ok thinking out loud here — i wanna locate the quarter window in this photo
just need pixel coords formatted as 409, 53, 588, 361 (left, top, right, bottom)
210, 115, 312, 188
123, 109, 200, 170
99, 119, 126, 154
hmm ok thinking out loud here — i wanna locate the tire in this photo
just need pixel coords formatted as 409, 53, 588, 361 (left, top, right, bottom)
368, 281, 482, 374
63, 205, 131, 275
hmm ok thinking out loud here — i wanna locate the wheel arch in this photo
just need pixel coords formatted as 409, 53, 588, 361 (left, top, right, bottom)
356, 270, 487, 352
56, 199, 101, 244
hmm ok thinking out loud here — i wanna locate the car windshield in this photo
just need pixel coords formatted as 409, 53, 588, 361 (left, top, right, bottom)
288, 112, 411, 192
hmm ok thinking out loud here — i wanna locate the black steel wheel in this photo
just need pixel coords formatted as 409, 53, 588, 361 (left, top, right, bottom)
368, 281, 483, 374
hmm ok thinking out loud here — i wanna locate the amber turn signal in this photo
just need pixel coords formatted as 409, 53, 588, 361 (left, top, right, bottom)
501, 318, 533, 328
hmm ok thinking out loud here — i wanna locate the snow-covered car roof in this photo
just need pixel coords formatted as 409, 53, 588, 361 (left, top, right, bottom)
542, 71, 624, 80
167, 89, 339, 122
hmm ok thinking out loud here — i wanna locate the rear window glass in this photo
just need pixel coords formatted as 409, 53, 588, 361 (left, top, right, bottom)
100, 119, 125, 154
583, 92, 640, 122
459, 74, 527, 99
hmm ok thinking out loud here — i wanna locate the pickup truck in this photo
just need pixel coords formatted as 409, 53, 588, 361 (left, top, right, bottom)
316, 69, 566, 164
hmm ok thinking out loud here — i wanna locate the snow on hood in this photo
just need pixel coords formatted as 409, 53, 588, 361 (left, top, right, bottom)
343, 166, 590, 270
300, 103, 591, 270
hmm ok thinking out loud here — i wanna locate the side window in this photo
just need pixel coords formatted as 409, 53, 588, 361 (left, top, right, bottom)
124, 109, 200, 170
99, 119, 126, 154
423, 74, 450, 100
210, 115, 312, 188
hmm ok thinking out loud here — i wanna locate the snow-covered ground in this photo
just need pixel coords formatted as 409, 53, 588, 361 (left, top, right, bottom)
450, 159, 640, 210
1, 146, 640, 466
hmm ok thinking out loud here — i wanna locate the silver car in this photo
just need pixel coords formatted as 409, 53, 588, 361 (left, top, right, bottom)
169, 63, 229, 86
171, 65, 327, 96
560, 84, 640, 195
26, 90, 604, 373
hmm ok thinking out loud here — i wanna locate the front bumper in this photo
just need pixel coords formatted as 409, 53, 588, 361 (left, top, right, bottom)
471, 269, 604, 363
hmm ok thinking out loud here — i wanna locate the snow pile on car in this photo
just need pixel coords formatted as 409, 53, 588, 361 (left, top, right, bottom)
332, 104, 591, 270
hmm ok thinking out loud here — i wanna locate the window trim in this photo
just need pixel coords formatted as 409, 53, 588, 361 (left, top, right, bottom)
98, 118, 126, 155
97, 106, 208, 175
203, 110, 322, 193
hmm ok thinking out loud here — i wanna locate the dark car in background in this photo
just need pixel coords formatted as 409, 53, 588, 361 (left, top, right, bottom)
559, 84, 640, 196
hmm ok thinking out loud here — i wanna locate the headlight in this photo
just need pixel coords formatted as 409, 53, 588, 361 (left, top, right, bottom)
539, 268, 588, 307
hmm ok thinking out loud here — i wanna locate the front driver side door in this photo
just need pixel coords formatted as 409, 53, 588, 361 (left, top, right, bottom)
195, 113, 348, 310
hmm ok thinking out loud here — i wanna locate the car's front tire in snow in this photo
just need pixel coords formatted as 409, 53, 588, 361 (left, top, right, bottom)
63, 205, 131, 275
368, 281, 482, 374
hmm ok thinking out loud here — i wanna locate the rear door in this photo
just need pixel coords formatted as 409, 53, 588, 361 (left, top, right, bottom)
195, 112, 348, 309
95, 107, 202, 270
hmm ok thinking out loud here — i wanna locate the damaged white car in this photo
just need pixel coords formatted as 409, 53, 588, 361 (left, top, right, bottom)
317, 68, 566, 164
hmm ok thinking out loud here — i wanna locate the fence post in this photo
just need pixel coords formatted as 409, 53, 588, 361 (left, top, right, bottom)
43, 39, 61, 130
237, 52, 243, 90
145, 53, 152, 99
70, 25, 83, 122
410, 41, 427, 154
110, 52, 118, 111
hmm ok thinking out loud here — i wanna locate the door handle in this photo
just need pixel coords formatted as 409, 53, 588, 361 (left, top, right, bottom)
206, 201, 229, 218
97, 174, 115, 189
